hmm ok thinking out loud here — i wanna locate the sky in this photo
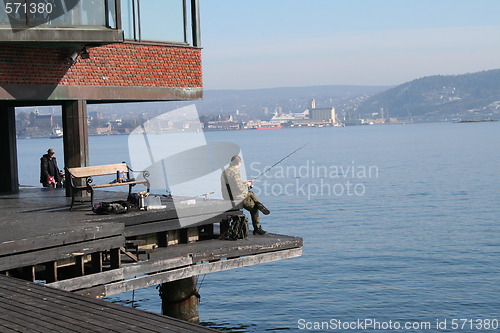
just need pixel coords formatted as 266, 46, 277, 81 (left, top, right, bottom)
199, 0, 500, 90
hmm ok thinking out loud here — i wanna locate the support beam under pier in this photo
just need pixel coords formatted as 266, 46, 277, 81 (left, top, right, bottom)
160, 276, 200, 323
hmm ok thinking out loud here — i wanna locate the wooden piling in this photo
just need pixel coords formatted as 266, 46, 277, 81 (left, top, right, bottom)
159, 276, 200, 323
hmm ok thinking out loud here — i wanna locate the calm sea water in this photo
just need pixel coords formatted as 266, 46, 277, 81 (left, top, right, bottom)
17, 122, 500, 332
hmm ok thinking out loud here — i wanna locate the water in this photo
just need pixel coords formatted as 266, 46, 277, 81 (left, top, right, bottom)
17, 122, 500, 332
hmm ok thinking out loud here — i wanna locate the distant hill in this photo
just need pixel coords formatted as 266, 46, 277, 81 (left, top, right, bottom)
357, 69, 500, 121
174, 85, 390, 119
66, 84, 388, 122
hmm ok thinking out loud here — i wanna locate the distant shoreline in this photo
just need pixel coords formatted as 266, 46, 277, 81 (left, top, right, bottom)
16, 119, 498, 139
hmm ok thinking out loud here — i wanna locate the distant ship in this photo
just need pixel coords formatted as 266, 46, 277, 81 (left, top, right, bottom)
50, 128, 63, 139
270, 110, 308, 122
255, 125, 283, 130
458, 119, 497, 123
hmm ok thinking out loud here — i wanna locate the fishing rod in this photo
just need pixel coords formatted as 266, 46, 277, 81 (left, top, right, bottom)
251, 143, 308, 183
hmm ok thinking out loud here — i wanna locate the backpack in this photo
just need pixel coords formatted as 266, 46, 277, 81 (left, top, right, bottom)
222, 214, 249, 240
92, 201, 129, 215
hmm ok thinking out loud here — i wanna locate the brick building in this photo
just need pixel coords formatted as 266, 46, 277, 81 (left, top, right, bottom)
0, 0, 202, 192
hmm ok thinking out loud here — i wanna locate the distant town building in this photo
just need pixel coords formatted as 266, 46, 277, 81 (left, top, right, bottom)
309, 107, 336, 123
30, 113, 53, 129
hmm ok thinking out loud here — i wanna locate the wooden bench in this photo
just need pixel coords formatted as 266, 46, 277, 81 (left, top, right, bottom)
66, 163, 150, 210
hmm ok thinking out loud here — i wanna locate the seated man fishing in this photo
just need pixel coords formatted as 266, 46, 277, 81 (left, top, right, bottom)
221, 155, 270, 235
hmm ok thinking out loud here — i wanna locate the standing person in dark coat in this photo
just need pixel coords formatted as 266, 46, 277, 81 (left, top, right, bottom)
40, 148, 61, 187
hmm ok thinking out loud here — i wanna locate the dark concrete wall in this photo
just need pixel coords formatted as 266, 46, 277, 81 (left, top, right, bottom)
0, 106, 19, 192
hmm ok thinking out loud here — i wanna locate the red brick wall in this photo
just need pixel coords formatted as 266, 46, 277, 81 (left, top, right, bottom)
0, 43, 202, 89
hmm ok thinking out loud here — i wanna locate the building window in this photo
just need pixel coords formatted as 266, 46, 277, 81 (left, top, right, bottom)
121, 0, 195, 44
0, 0, 118, 28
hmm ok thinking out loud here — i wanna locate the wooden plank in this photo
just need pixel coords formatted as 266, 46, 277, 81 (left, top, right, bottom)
91, 180, 148, 189
148, 233, 304, 264
122, 203, 241, 227
0, 236, 124, 271
0, 223, 124, 257
0, 289, 81, 332
0, 286, 150, 333
67, 163, 127, 178
47, 255, 192, 291
48, 234, 303, 293
91, 179, 148, 188
0, 294, 96, 332
124, 214, 229, 237
80, 248, 302, 298
0, 317, 38, 333
0, 275, 218, 333
120, 246, 138, 262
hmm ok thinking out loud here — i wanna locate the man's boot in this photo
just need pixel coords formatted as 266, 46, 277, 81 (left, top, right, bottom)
253, 228, 267, 235
256, 202, 270, 215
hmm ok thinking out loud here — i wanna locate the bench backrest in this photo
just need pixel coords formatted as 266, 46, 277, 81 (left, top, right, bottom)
67, 163, 128, 178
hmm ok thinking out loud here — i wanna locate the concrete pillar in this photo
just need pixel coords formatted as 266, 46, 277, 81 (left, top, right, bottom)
62, 100, 89, 197
160, 276, 200, 323
0, 105, 19, 192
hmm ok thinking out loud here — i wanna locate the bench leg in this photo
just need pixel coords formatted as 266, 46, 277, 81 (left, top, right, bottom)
70, 188, 76, 211
89, 187, 95, 208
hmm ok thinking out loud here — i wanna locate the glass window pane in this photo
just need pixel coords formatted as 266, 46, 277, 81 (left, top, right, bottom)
0, 0, 113, 27
0, 6, 12, 25
121, 0, 136, 39
107, 0, 117, 29
81, 0, 106, 25
140, 0, 185, 43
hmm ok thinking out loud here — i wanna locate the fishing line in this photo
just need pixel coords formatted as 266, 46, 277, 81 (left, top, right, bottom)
197, 274, 207, 293
252, 143, 308, 182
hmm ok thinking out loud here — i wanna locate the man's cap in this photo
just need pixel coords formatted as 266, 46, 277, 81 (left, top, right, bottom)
230, 155, 241, 165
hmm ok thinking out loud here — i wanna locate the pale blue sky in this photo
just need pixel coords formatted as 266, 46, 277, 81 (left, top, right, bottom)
199, 0, 500, 89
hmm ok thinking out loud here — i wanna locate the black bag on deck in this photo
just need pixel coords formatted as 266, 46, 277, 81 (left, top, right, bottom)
92, 201, 129, 215
223, 214, 249, 240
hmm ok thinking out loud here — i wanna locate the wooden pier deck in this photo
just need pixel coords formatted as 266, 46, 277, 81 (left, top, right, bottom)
0, 274, 218, 332
0, 186, 302, 326
0, 187, 124, 276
